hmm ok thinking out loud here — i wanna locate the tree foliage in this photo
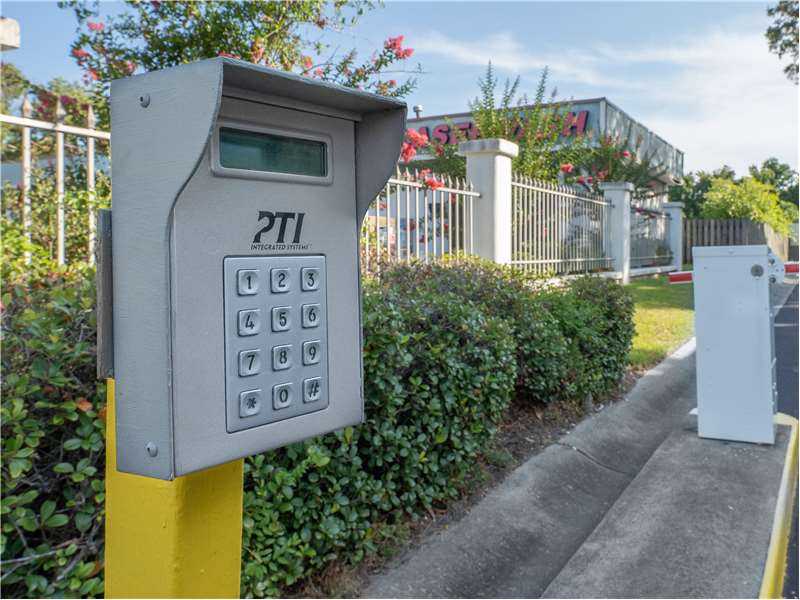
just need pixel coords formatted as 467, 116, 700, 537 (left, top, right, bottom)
469, 63, 584, 181
766, 0, 799, 84
59, 0, 420, 125
700, 176, 796, 235
749, 157, 799, 205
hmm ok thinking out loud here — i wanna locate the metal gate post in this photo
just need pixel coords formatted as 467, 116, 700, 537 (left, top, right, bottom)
104, 379, 244, 598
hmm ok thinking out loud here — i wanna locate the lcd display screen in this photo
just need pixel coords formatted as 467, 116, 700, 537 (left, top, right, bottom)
219, 127, 328, 177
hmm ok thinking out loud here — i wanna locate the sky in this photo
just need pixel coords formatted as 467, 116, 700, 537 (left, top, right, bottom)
2, 1, 798, 176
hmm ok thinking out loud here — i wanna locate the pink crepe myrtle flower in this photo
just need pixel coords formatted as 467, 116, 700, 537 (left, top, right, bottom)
72, 48, 90, 59
560, 163, 574, 174
576, 176, 585, 184
622, 150, 631, 158
313, 67, 325, 78
88, 21, 105, 32
405, 128, 428, 148
400, 142, 416, 163
384, 35, 404, 52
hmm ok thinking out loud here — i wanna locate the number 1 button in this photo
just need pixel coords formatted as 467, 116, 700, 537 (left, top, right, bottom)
237, 269, 259, 295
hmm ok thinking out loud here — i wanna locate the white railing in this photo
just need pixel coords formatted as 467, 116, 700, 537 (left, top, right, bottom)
361, 167, 480, 272
630, 195, 672, 268
510, 174, 612, 275
1, 98, 108, 265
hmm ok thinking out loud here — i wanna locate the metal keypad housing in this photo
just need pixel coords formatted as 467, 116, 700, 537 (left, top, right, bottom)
224, 255, 329, 432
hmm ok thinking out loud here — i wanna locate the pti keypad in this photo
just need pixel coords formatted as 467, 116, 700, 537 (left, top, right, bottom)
224, 255, 329, 432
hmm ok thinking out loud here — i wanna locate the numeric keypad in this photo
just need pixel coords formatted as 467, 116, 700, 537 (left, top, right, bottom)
224, 255, 329, 433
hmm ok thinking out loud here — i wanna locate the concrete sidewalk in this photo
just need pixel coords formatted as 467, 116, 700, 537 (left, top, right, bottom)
362, 338, 793, 598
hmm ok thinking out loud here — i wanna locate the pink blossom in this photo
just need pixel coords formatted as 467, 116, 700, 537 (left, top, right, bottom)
400, 142, 416, 163
398, 48, 414, 59
622, 150, 631, 158
125, 60, 136, 74
88, 69, 100, 81
424, 176, 443, 190
72, 48, 90, 59
560, 163, 574, 174
384, 35, 404, 52
88, 21, 105, 32
388, 79, 397, 87
405, 128, 428, 148
577, 176, 585, 184
313, 67, 325, 78
302, 56, 313, 70
587, 176, 594, 183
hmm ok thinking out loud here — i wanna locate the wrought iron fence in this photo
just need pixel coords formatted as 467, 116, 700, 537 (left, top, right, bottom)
361, 168, 480, 272
1, 98, 108, 265
510, 174, 612, 275
630, 198, 672, 268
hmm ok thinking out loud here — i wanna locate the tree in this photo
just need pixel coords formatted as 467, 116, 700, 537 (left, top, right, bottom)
700, 177, 795, 235
668, 166, 736, 218
748, 157, 798, 205
766, 1, 799, 84
60, 0, 420, 125
469, 63, 580, 181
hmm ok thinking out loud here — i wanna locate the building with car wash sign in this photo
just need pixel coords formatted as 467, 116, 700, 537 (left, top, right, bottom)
407, 97, 684, 194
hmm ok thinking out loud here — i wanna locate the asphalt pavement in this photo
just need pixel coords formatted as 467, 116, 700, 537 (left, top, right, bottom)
774, 283, 798, 599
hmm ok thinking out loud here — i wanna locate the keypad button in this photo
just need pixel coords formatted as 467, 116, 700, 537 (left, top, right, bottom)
238, 309, 261, 336
273, 383, 293, 410
301, 303, 321, 328
239, 389, 262, 417
238, 349, 261, 377
303, 377, 322, 403
302, 340, 321, 365
237, 270, 259, 295
301, 267, 321, 291
272, 344, 292, 371
270, 268, 290, 293
271, 306, 291, 332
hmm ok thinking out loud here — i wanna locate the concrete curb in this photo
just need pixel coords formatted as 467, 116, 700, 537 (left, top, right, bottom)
760, 412, 799, 599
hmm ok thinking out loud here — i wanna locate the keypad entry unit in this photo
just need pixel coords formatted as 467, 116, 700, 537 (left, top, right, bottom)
224, 255, 329, 433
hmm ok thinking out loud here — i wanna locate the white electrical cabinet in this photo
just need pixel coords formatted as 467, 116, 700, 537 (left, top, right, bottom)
694, 245, 784, 444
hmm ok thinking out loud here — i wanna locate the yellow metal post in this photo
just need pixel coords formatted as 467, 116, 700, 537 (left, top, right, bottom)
104, 379, 244, 598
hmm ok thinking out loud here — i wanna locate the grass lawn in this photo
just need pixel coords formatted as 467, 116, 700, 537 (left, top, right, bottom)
628, 275, 695, 370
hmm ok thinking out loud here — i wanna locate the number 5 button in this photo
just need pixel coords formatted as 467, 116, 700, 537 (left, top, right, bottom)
271, 307, 291, 332
301, 303, 321, 328
301, 267, 320, 291
238, 309, 261, 336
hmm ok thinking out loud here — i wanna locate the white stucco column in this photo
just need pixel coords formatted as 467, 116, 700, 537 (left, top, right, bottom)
663, 201, 684, 270
600, 182, 633, 284
458, 138, 518, 264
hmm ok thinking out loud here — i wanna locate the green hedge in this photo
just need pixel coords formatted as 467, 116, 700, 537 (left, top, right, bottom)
241, 284, 517, 596
1, 265, 106, 598
1, 256, 634, 598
